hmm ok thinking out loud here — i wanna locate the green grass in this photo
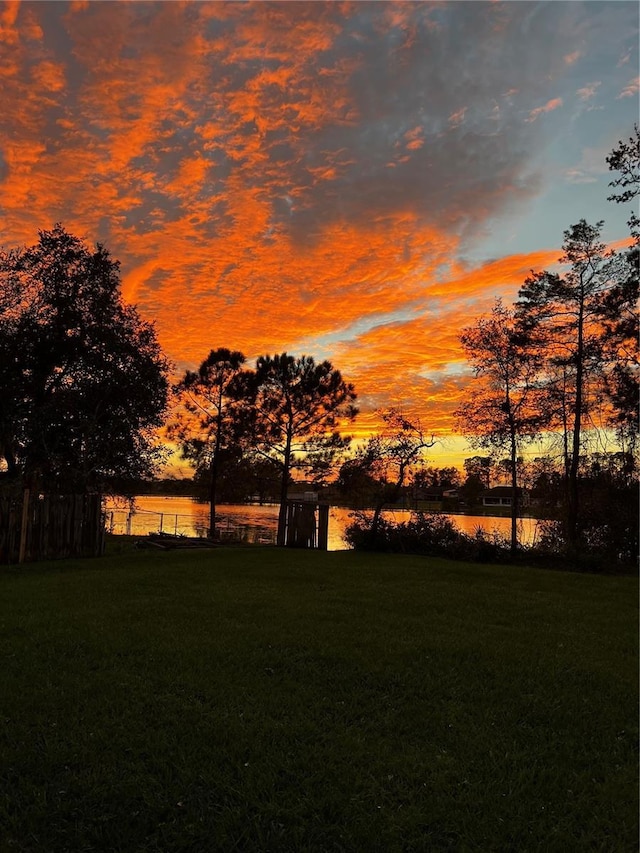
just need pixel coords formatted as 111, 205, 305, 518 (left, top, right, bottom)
0, 541, 637, 852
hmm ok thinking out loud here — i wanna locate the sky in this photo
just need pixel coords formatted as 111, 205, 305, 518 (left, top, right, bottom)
1, 0, 638, 471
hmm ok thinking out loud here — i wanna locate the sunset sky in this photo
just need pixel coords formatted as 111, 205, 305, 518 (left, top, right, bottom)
1, 0, 638, 470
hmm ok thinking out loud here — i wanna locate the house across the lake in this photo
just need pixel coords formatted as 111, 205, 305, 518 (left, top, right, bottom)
414, 487, 459, 511
481, 486, 529, 509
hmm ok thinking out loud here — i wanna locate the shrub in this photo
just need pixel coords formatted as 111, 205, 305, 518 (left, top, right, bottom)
344, 511, 514, 563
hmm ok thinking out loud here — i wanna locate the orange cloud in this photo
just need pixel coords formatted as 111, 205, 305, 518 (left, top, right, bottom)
0, 0, 635, 469
325, 246, 563, 435
31, 59, 65, 92
526, 97, 563, 123
0, 0, 19, 43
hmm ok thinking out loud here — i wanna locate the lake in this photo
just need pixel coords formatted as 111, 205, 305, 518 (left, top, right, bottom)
104, 495, 544, 550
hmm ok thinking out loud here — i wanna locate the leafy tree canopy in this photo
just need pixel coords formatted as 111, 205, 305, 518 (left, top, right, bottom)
249, 352, 358, 544
168, 347, 250, 535
0, 225, 170, 491
340, 408, 435, 539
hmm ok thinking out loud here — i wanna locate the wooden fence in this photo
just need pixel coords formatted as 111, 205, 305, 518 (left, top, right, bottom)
0, 490, 105, 564
282, 500, 329, 549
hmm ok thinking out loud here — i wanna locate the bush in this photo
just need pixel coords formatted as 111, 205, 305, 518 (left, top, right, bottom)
535, 512, 638, 574
344, 511, 513, 563
344, 512, 396, 552
345, 509, 638, 574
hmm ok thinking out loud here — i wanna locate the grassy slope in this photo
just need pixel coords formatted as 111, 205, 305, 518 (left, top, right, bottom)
0, 543, 637, 852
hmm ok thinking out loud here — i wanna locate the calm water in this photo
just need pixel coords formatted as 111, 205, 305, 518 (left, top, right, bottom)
104, 495, 543, 550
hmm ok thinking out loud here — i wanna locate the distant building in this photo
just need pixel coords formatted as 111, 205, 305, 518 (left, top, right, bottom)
414, 487, 459, 510
481, 486, 529, 509
419, 486, 446, 503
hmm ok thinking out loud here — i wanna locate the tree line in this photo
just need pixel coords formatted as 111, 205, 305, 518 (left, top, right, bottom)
0, 129, 637, 564
453, 128, 638, 559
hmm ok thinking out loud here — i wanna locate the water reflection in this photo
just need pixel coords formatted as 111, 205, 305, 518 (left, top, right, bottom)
104, 496, 543, 550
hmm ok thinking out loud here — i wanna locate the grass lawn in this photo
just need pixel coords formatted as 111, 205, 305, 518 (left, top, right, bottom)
0, 541, 637, 852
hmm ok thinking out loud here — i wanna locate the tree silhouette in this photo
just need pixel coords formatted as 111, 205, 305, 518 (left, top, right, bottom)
0, 225, 169, 491
596, 248, 639, 447
249, 353, 357, 545
343, 409, 435, 543
412, 466, 460, 491
463, 456, 494, 490
516, 220, 629, 551
169, 348, 250, 536
606, 124, 640, 237
604, 127, 640, 444
455, 300, 545, 553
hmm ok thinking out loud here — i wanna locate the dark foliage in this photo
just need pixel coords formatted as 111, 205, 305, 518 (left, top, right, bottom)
607, 123, 640, 237
249, 353, 357, 544
168, 348, 250, 535
345, 511, 513, 563
515, 219, 638, 550
346, 508, 637, 574
455, 301, 546, 553
337, 409, 434, 540
0, 225, 170, 492
192, 451, 282, 505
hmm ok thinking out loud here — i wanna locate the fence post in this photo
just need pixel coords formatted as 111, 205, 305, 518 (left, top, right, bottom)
18, 488, 30, 564
317, 504, 329, 550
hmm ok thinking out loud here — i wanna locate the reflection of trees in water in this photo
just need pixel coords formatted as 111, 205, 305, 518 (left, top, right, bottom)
210, 511, 278, 544
105, 497, 542, 549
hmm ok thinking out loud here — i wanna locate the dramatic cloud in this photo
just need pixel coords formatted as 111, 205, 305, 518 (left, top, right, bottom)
1, 0, 637, 463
